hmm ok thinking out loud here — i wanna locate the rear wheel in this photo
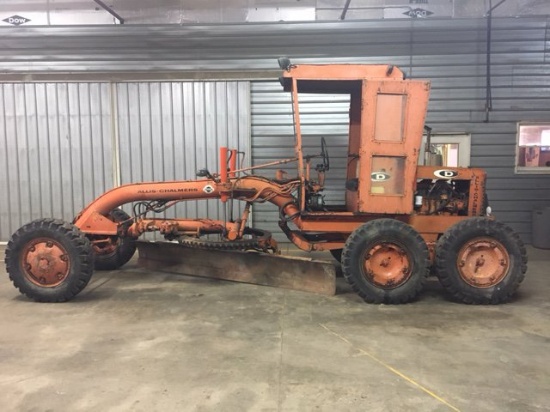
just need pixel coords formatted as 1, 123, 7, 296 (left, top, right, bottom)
342, 219, 429, 304
5, 219, 94, 302
435, 218, 526, 304
92, 209, 136, 270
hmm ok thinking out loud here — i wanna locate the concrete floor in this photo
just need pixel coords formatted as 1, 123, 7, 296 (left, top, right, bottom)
1, 246, 549, 412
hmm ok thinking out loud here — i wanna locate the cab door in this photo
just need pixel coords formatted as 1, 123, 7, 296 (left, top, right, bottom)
357, 79, 430, 214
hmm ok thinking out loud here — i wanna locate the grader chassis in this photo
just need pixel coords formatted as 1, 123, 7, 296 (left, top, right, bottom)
5, 59, 527, 304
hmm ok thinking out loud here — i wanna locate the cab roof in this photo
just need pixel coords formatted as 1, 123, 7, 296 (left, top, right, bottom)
279, 64, 405, 93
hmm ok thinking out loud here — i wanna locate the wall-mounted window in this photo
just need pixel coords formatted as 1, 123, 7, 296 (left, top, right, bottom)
418, 133, 471, 167
516, 123, 550, 174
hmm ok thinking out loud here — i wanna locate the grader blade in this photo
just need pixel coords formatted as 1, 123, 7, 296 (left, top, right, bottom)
136, 241, 336, 296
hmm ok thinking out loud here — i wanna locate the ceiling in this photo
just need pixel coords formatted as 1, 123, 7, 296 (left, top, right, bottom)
0, 0, 548, 25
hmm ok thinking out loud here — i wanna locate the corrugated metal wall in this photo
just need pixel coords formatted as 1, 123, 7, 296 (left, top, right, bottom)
251, 83, 351, 243
0, 82, 113, 240
116, 81, 249, 226
0, 81, 249, 241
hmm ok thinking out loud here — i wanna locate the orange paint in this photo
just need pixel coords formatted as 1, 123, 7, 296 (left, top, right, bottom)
70, 62, 488, 261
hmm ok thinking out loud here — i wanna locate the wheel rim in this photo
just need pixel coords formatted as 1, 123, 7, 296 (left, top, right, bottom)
20, 238, 71, 287
362, 242, 412, 289
457, 237, 509, 288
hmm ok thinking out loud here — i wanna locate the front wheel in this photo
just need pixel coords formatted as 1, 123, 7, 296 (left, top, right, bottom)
342, 219, 429, 304
435, 218, 527, 304
5, 219, 94, 302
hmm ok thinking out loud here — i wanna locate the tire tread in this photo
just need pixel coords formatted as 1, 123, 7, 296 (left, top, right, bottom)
435, 217, 526, 305
93, 209, 136, 271
5, 219, 94, 302
341, 219, 429, 304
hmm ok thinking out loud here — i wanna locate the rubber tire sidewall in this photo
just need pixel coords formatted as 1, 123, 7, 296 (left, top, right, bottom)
5, 219, 94, 302
342, 219, 429, 304
93, 209, 136, 271
435, 217, 527, 304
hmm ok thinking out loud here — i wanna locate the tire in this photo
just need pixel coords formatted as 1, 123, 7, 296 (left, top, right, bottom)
93, 209, 136, 270
341, 219, 429, 304
5, 219, 94, 302
330, 249, 342, 263
435, 217, 527, 304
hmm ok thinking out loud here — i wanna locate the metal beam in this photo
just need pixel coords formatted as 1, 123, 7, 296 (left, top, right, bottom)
340, 0, 352, 20
92, 0, 125, 24
484, 0, 508, 122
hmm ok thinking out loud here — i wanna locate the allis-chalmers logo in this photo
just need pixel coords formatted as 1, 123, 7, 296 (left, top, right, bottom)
3, 15, 31, 26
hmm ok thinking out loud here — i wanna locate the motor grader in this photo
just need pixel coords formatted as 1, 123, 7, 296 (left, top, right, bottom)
5, 58, 527, 305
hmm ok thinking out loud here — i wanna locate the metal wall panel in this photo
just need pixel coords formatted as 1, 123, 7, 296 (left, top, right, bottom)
0, 82, 113, 240
250, 83, 350, 243
115, 81, 250, 239
0, 81, 250, 242
0, 18, 546, 75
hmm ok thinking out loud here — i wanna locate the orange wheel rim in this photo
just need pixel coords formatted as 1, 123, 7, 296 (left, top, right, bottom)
362, 243, 411, 289
20, 238, 71, 287
457, 237, 509, 288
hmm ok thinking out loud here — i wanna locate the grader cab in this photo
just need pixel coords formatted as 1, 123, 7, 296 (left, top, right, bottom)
5, 59, 527, 305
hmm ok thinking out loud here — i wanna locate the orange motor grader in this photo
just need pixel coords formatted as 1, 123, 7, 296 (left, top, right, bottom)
5, 58, 527, 305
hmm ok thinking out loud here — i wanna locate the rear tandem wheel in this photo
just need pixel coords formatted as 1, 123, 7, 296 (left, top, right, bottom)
341, 219, 430, 304
5, 219, 94, 302
435, 217, 527, 304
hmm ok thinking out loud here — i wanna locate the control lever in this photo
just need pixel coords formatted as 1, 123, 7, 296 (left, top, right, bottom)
196, 169, 215, 180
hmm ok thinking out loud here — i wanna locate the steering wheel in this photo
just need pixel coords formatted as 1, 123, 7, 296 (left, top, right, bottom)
320, 137, 330, 172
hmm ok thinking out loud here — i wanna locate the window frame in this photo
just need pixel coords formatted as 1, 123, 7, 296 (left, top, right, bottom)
418, 133, 471, 167
515, 122, 550, 175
